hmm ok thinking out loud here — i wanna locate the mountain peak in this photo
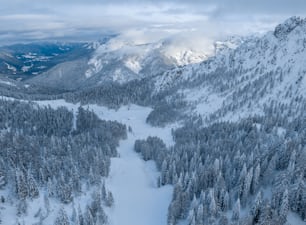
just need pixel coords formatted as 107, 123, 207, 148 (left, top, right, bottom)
274, 16, 305, 39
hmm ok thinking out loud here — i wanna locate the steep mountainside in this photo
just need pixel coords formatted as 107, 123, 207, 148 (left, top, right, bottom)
130, 17, 306, 225
153, 16, 306, 123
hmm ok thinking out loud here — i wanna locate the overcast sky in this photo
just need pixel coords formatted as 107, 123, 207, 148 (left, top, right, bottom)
0, 0, 305, 45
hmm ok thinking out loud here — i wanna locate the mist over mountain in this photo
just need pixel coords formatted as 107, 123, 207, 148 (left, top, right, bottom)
23, 35, 212, 90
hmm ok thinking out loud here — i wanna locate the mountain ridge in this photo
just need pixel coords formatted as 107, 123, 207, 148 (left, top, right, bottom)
150, 16, 306, 124
26, 36, 210, 90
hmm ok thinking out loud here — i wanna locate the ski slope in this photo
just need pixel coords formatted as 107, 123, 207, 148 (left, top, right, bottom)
36, 100, 175, 225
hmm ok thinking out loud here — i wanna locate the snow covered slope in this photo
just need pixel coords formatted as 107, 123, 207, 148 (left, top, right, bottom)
36, 100, 175, 225
85, 37, 209, 80
153, 16, 306, 123
28, 35, 209, 90
0, 96, 175, 225
88, 104, 175, 225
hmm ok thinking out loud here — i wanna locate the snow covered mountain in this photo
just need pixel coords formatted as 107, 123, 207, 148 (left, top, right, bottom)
85, 38, 208, 81
153, 16, 306, 123
27, 36, 209, 90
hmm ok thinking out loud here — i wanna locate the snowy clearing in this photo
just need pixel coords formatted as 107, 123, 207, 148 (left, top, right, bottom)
36, 99, 175, 225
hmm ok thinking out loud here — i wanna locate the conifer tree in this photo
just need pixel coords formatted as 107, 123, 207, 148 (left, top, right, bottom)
54, 208, 70, 225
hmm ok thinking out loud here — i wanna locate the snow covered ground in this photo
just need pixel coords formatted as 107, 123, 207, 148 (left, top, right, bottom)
98, 106, 173, 225
36, 100, 175, 225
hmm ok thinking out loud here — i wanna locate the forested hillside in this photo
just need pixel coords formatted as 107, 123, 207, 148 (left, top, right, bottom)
135, 113, 306, 224
0, 99, 126, 224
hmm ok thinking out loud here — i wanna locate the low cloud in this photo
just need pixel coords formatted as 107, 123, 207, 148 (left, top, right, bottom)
0, 0, 305, 45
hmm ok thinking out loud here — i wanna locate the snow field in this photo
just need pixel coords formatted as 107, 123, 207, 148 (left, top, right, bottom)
36, 100, 175, 225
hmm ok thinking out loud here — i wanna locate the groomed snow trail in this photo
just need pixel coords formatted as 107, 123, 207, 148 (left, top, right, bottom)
89, 104, 174, 225
36, 100, 174, 225
105, 133, 172, 225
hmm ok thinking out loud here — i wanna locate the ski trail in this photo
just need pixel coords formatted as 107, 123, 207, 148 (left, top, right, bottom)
35, 100, 174, 225
89, 104, 174, 225
105, 135, 172, 225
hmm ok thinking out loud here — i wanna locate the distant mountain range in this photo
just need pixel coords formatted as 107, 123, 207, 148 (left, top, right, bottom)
25, 37, 213, 90
0, 33, 245, 90
2, 17, 306, 122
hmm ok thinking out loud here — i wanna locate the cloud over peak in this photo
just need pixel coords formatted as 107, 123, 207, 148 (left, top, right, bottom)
0, 0, 305, 45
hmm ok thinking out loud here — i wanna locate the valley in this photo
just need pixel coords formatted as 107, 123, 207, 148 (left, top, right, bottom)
0, 17, 305, 225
